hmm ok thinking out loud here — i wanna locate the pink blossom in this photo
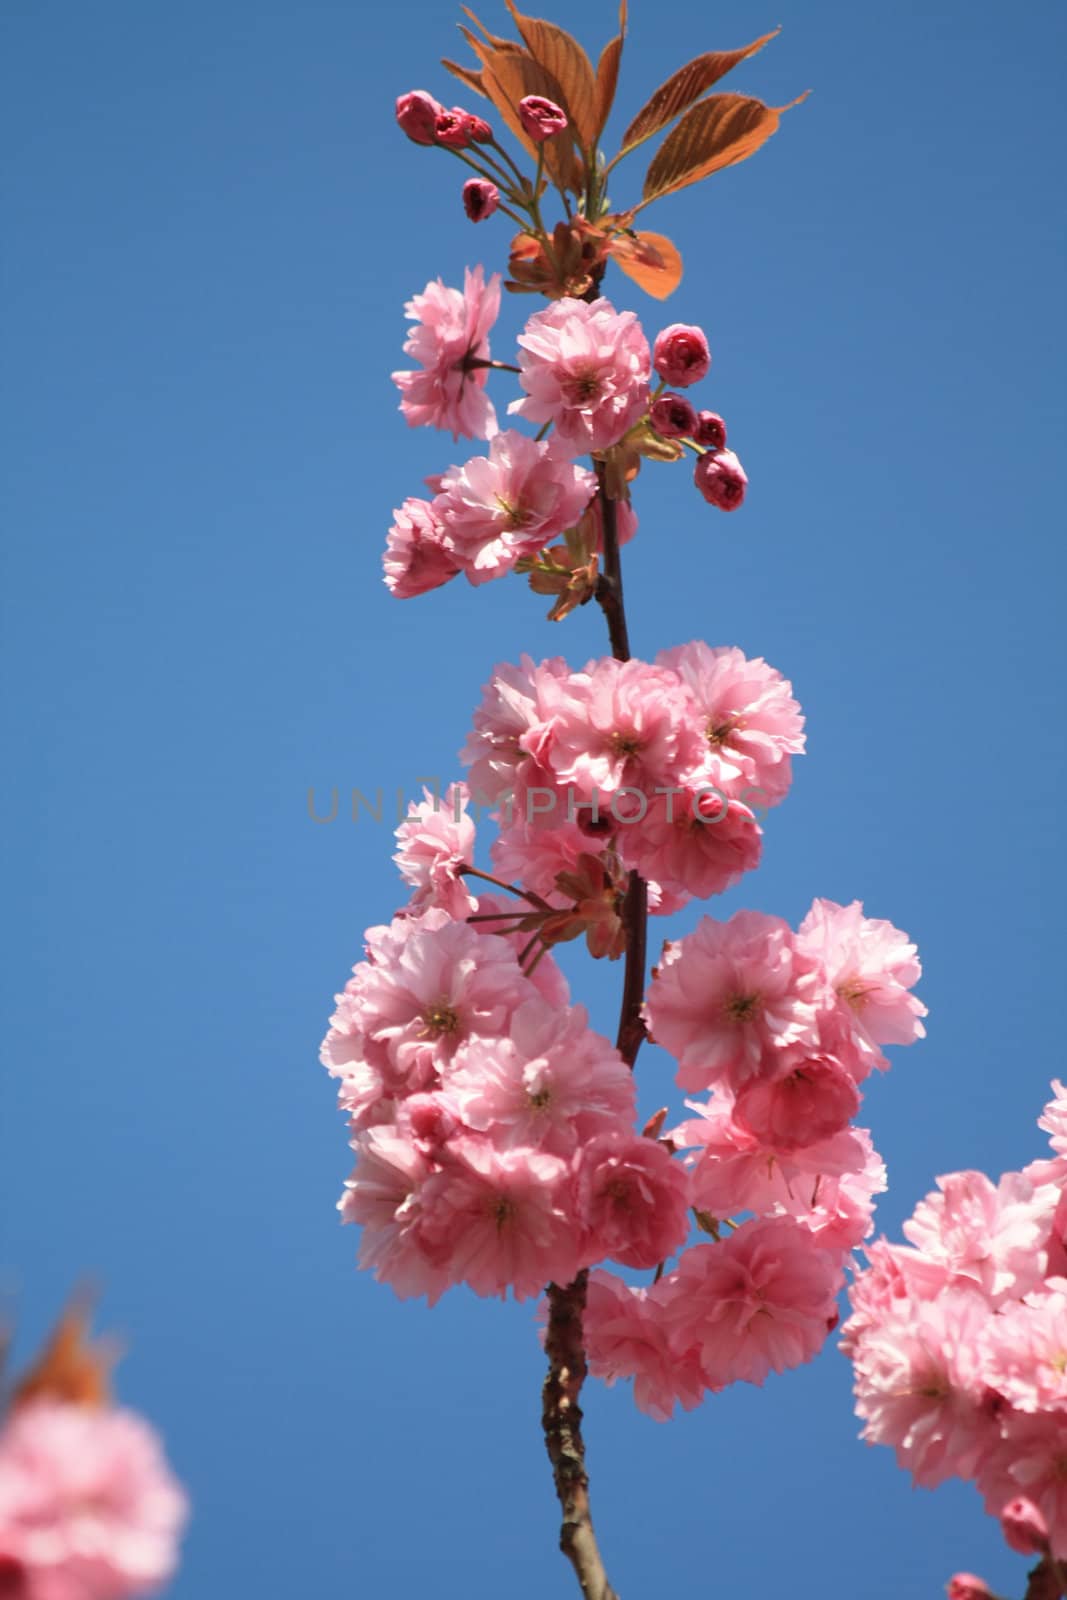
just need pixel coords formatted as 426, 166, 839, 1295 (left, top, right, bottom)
1040, 1081, 1067, 1156
1000, 1496, 1050, 1556
616, 779, 762, 904
693, 411, 727, 450
392, 265, 501, 441
468, 895, 571, 1010
462, 654, 585, 809
0, 1400, 187, 1600
490, 812, 605, 904
510, 297, 650, 452
902, 1169, 1057, 1306
443, 998, 634, 1157
518, 95, 568, 142
545, 658, 703, 802
644, 910, 820, 1093
983, 1281, 1067, 1412
433, 431, 596, 585
694, 447, 747, 510
463, 178, 499, 222
978, 1411, 1067, 1560
340, 1125, 449, 1303
656, 641, 805, 807
583, 1271, 707, 1422
946, 1578, 994, 1600
849, 1288, 999, 1487
649, 393, 697, 438
417, 1138, 579, 1300
383, 497, 460, 598
797, 898, 927, 1076
395, 89, 443, 146
652, 323, 711, 387
574, 1132, 690, 1269
658, 1220, 843, 1389
778, 1128, 887, 1251
394, 783, 476, 918
435, 107, 482, 149
732, 1053, 861, 1150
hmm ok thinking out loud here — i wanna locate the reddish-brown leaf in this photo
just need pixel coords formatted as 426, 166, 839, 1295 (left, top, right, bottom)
441, 57, 489, 99
609, 230, 683, 298
641, 92, 807, 204
460, 6, 525, 53
454, 26, 581, 191
619, 30, 780, 155
504, 0, 598, 156
592, 2, 628, 145
13, 1300, 114, 1411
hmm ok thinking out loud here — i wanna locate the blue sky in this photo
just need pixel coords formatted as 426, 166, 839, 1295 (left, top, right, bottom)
2, 1, 1065, 1595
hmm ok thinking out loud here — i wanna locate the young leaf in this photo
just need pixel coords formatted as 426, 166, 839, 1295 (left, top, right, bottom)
609, 230, 683, 298
641, 92, 807, 205
504, 0, 599, 155
592, 1, 628, 145
442, 57, 490, 98
618, 31, 779, 157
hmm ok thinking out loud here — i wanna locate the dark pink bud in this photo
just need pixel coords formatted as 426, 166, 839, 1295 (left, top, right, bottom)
463, 178, 500, 223
435, 107, 478, 149
653, 323, 711, 387
467, 114, 494, 143
693, 410, 727, 450
694, 448, 747, 511
395, 90, 444, 146
1000, 1497, 1049, 1556
518, 94, 568, 142
946, 1578, 994, 1600
649, 393, 697, 438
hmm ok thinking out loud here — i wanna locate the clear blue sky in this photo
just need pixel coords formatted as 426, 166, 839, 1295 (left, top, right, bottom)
2, 2, 1065, 1596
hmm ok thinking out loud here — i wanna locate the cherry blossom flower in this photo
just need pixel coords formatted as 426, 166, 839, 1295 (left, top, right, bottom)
463, 178, 499, 222
518, 95, 568, 142
656, 641, 805, 806
616, 781, 762, 904
731, 1053, 861, 1150
545, 657, 704, 802
395, 89, 443, 145
694, 447, 747, 510
652, 323, 711, 387
797, 898, 927, 1077
573, 1131, 690, 1269
383, 497, 461, 598
510, 297, 650, 452
644, 910, 820, 1093
0, 1401, 187, 1600
659, 1219, 843, 1390
392, 265, 501, 440
902, 1169, 1057, 1306
433, 431, 596, 585
582, 1271, 707, 1422
394, 783, 477, 919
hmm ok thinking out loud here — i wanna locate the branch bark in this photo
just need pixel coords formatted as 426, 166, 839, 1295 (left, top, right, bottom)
540, 459, 650, 1600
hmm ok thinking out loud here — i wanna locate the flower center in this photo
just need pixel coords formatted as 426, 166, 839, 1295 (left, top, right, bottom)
565, 365, 604, 405
423, 1004, 459, 1037
610, 729, 643, 756
706, 715, 742, 747
492, 1196, 516, 1230
494, 495, 532, 530
725, 992, 762, 1023
837, 979, 870, 1010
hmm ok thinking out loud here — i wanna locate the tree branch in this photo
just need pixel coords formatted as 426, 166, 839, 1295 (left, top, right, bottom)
541, 1275, 619, 1600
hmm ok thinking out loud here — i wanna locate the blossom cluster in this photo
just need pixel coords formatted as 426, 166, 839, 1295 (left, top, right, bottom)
385, 273, 746, 599
843, 1082, 1067, 1568
321, 789, 690, 1304
0, 1400, 187, 1600
578, 898, 926, 1419
463, 641, 803, 910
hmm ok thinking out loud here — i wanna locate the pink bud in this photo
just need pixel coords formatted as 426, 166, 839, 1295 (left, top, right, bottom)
649, 393, 697, 439
518, 95, 569, 142
435, 107, 479, 149
693, 410, 727, 450
395, 90, 444, 146
946, 1577, 994, 1600
463, 178, 500, 223
653, 323, 711, 387
694, 448, 747, 511
1000, 1497, 1050, 1556
467, 115, 494, 143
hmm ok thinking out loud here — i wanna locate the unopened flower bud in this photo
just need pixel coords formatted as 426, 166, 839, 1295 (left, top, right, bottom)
435, 107, 479, 149
694, 448, 747, 511
693, 410, 727, 450
467, 114, 494, 143
395, 90, 443, 146
463, 178, 500, 223
1000, 1497, 1049, 1556
946, 1577, 994, 1600
518, 95, 568, 142
653, 323, 711, 387
649, 393, 697, 438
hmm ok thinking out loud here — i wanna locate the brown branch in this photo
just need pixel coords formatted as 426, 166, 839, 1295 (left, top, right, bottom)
1024, 1556, 1066, 1600
541, 1274, 619, 1600
540, 456, 650, 1600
